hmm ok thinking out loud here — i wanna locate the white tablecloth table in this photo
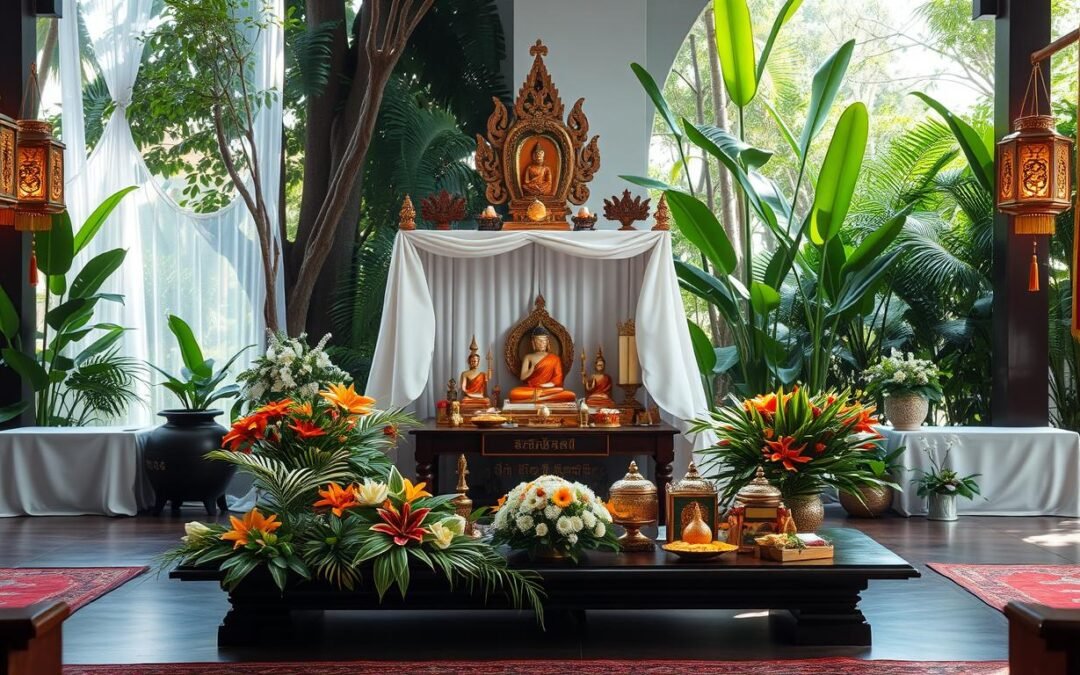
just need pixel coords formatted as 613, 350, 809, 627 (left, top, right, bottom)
0, 426, 156, 517
880, 426, 1080, 517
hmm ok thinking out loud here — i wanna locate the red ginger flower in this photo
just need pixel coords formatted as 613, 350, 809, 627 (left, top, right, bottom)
288, 419, 327, 439
764, 435, 812, 472
256, 399, 294, 420
314, 482, 361, 517
845, 405, 880, 435
370, 500, 430, 546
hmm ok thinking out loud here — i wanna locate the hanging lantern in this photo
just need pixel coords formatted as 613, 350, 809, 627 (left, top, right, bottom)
0, 112, 16, 227
14, 119, 64, 232
996, 65, 1074, 235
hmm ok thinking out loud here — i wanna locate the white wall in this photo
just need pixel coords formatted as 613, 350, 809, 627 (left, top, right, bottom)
508, 0, 703, 228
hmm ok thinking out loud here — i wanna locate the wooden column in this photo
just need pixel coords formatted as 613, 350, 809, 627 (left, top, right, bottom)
989, 0, 1052, 426
0, 0, 37, 429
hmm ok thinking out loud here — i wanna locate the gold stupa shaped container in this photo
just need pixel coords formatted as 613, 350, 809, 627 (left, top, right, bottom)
608, 460, 657, 551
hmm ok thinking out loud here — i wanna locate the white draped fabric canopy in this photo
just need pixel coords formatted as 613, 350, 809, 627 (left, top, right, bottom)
366, 230, 711, 474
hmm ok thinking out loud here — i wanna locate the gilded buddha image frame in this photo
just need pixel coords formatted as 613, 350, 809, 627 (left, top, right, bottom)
504, 294, 575, 378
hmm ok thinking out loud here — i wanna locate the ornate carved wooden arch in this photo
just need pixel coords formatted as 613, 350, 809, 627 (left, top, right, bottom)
504, 294, 575, 377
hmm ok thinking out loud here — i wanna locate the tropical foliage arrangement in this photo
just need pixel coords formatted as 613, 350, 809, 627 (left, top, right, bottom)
236, 332, 350, 406
863, 349, 944, 403
491, 476, 617, 563
150, 315, 250, 412
912, 446, 981, 499
0, 187, 141, 426
163, 384, 544, 620
690, 387, 896, 503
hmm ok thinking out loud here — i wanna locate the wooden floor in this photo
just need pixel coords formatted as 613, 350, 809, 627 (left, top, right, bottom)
1, 506, 1077, 666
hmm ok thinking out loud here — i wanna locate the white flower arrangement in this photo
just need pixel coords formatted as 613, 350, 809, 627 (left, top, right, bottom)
490, 475, 617, 562
863, 348, 943, 401
237, 332, 351, 405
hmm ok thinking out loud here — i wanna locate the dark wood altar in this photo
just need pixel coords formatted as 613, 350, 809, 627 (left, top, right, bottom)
411, 421, 677, 523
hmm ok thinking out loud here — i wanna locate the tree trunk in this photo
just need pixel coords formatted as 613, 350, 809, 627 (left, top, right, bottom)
704, 10, 740, 278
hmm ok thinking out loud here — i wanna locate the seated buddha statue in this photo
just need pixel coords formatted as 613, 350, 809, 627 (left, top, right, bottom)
508, 325, 577, 404
584, 347, 615, 409
459, 336, 490, 409
521, 146, 553, 196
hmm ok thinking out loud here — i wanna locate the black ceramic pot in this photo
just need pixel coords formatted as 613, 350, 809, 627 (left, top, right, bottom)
144, 409, 235, 516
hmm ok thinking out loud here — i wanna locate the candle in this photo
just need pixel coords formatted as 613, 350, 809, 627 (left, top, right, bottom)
577, 206, 591, 218
618, 334, 640, 385
482, 205, 497, 218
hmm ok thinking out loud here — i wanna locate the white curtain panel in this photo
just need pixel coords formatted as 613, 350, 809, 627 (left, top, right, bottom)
59, 0, 284, 426
366, 230, 712, 475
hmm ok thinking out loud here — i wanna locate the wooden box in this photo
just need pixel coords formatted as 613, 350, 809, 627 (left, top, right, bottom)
758, 545, 835, 562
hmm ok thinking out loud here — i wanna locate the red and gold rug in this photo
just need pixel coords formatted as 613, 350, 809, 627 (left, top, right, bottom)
63, 659, 1008, 674
929, 562, 1080, 611
0, 567, 146, 612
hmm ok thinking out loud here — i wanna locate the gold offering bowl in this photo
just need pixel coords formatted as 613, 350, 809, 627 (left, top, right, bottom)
608, 460, 658, 551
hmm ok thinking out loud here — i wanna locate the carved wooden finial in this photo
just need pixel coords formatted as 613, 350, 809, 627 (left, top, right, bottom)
603, 190, 651, 231
530, 39, 548, 58
652, 193, 671, 231
420, 190, 467, 231
398, 195, 416, 230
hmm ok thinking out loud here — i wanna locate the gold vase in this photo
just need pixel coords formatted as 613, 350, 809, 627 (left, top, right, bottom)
531, 544, 570, 562
839, 485, 893, 518
787, 494, 825, 532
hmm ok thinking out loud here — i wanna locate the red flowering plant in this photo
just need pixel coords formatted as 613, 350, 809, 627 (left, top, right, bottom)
161, 383, 544, 623
689, 387, 898, 504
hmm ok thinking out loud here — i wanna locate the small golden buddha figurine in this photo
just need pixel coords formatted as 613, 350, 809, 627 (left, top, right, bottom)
508, 324, 577, 404
459, 335, 491, 409
583, 346, 615, 409
521, 145, 553, 196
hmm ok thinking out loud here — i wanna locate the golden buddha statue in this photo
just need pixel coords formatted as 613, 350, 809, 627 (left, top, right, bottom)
508, 324, 577, 403
459, 335, 491, 409
584, 346, 615, 409
521, 145, 553, 196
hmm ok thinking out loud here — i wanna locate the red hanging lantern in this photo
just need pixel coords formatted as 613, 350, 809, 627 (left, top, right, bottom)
996, 64, 1073, 236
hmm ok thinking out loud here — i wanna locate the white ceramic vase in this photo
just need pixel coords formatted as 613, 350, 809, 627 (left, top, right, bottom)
927, 493, 958, 521
885, 392, 929, 430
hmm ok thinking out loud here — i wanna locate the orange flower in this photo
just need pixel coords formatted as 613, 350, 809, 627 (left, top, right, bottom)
494, 495, 508, 511
320, 383, 376, 415
383, 424, 398, 440
220, 508, 281, 549
222, 412, 268, 452
314, 482, 361, 517
256, 399, 294, 419
401, 478, 431, 503
290, 401, 314, 418
763, 428, 775, 440
745, 393, 778, 416
846, 405, 879, 435
288, 419, 327, 439
553, 485, 574, 508
764, 436, 812, 472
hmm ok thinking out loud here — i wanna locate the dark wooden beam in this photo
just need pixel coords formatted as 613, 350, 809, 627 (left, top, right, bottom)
972, 0, 998, 20
990, 0, 1052, 426
0, 0, 37, 428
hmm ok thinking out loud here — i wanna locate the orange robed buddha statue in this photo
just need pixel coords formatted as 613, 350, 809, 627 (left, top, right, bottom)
584, 347, 615, 409
521, 145, 554, 196
459, 336, 491, 409
509, 324, 577, 403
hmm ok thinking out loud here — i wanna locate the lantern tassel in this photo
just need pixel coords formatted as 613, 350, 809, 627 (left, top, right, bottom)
1028, 240, 1040, 293
28, 251, 37, 287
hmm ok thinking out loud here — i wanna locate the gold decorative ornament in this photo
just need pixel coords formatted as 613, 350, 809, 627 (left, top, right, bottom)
450, 454, 481, 538
726, 466, 789, 553
996, 64, 1073, 235
526, 198, 548, 222
475, 39, 600, 230
603, 190, 650, 231
420, 190, 467, 231
607, 460, 658, 551
652, 193, 671, 231
665, 461, 719, 542
398, 194, 416, 230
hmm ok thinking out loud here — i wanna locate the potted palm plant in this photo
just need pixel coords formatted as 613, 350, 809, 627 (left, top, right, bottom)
145, 315, 250, 516
864, 349, 944, 430
912, 446, 980, 521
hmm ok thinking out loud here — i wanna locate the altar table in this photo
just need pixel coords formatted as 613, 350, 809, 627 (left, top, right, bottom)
0, 427, 155, 517
410, 420, 677, 523
172, 527, 918, 647
879, 426, 1080, 517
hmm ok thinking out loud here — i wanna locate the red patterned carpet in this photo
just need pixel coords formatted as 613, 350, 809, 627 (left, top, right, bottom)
929, 563, 1080, 611
0, 567, 146, 612
63, 659, 1009, 674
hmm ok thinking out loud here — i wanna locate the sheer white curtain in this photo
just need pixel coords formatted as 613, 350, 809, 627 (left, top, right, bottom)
59, 0, 284, 426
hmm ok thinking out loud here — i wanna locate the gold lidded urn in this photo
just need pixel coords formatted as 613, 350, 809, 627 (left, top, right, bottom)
608, 460, 658, 551
726, 466, 788, 552
735, 465, 783, 509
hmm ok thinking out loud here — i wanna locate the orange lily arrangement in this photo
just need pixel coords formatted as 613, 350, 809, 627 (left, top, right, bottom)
691, 387, 896, 503
220, 508, 282, 549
